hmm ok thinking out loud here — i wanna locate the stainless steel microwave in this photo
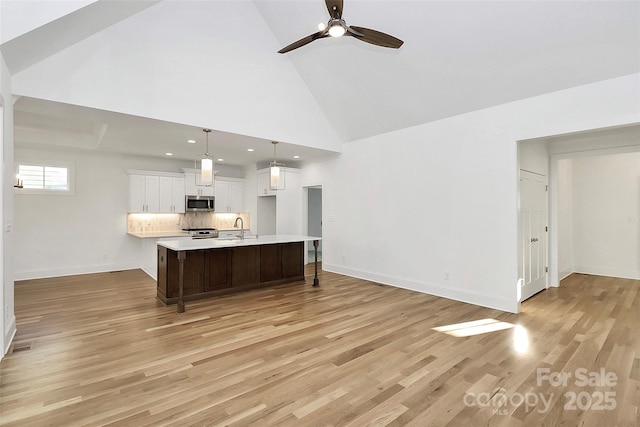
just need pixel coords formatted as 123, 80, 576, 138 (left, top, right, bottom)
185, 195, 215, 212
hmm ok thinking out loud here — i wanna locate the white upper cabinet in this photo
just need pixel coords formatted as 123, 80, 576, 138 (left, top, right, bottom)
129, 171, 186, 213
159, 176, 185, 213
184, 172, 215, 197
257, 169, 276, 197
129, 174, 160, 213
215, 178, 244, 212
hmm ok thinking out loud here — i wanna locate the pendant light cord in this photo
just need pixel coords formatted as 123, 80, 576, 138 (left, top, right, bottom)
203, 129, 211, 156
272, 141, 278, 164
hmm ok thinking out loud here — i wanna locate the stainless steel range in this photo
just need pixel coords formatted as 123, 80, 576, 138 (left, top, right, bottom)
182, 228, 219, 239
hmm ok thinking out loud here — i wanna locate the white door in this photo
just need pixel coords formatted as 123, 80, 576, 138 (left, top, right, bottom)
520, 170, 548, 301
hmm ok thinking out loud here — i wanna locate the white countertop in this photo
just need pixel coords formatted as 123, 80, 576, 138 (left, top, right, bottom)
127, 229, 243, 239
127, 231, 191, 239
158, 235, 321, 251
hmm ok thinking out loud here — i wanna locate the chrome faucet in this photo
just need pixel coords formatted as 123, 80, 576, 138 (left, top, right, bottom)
233, 217, 244, 240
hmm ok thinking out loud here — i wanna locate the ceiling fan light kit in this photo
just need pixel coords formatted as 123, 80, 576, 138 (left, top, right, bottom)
278, 0, 403, 54
328, 19, 347, 37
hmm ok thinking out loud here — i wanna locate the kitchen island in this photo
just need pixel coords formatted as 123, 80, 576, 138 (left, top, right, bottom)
157, 235, 321, 312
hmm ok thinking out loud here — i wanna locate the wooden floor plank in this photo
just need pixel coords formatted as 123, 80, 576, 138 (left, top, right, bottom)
1, 268, 639, 425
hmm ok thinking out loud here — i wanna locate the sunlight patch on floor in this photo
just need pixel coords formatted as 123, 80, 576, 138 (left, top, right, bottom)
432, 318, 516, 337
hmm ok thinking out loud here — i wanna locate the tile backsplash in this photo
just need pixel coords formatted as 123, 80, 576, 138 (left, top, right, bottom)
127, 212, 250, 233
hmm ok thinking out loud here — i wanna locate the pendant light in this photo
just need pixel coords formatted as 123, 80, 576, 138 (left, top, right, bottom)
270, 141, 285, 191
199, 128, 214, 186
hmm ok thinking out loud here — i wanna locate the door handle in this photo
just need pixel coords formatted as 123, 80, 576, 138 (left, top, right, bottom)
530, 238, 539, 243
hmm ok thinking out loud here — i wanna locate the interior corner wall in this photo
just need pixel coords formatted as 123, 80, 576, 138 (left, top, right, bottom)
301, 74, 639, 314
519, 139, 550, 176
13, 145, 192, 280
556, 158, 574, 281
1, 50, 16, 358
571, 152, 640, 279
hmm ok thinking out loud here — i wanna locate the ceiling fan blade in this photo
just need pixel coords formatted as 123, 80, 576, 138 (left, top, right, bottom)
278, 30, 328, 54
348, 26, 404, 49
325, 0, 343, 19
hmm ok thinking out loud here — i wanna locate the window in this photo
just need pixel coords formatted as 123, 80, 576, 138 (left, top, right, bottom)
15, 162, 74, 195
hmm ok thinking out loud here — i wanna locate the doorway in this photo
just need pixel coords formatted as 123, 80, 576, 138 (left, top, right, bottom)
519, 170, 548, 301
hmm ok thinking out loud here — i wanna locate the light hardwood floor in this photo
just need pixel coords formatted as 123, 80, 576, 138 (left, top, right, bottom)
1, 266, 638, 426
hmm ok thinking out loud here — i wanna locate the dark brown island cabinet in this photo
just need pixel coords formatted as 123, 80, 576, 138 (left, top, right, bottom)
156, 241, 306, 305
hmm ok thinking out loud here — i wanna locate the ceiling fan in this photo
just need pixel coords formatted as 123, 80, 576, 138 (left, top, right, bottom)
278, 0, 404, 54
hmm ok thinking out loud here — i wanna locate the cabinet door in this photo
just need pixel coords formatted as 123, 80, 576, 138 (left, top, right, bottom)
129, 174, 147, 212
158, 176, 174, 212
260, 244, 282, 283
144, 175, 160, 212
231, 246, 260, 287
200, 184, 215, 197
281, 242, 304, 279
184, 173, 199, 196
228, 181, 244, 212
205, 249, 232, 291
185, 172, 215, 196
173, 177, 185, 213
215, 180, 230, 212
257, 171, 276, 197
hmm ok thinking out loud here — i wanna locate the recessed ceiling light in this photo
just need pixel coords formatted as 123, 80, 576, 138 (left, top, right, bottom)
293, 155, 300, 159
165, 152, 173, 156
217, 158, 224, 162
247, 148, 254, 152
187, 139, 196, 144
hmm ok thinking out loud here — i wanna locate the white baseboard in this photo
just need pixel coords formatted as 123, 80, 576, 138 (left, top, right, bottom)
558, 269, 574, 282
142, 267, 157, 281
3, 314, 16, 359
322, 263, 518, 313
14, 262, 140, 281
573, 265, 640, 280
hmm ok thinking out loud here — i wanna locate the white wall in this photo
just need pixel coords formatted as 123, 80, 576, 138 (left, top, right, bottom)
243, 165, 258, 236
1, 50, 16, 358
257, 196, 276, 236
571, 152, 639, 279
308, 187, 322, 252
301, 74, 640, 314
276, 169, 301, 235
519, 139, 549, 176
557, 159, 574, 280
13, 145, 193, 280
1, 1, 95, 43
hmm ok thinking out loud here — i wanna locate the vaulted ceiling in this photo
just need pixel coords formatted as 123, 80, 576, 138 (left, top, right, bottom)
3, 0, 639, 165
